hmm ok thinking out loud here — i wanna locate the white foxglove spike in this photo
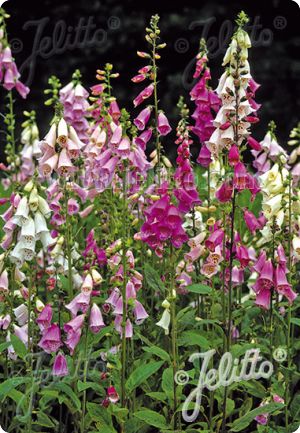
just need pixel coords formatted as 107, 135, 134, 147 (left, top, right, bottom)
40, 232, 54, 250
21, 217, 35, 246
29, 187, 39, 211
10, 243, 25, 267
38, 196, 51, 218
13, 197, 29, 226
57, 118, 68, 145
44, 123, 57, 149
34, 211, 48, 235
156, 309, 171, 335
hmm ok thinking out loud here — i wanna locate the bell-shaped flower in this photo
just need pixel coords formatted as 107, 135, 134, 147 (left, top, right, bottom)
52, 352, 69, 377
89, 303, 105, 333
38, 324, 62, 353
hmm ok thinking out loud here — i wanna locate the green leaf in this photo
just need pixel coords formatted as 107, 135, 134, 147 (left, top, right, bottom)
134, 410, 169, 429
144, 263, 166, 293
0, 341, 10, 353
34, 412, 56, 428
146, 391, 167, 402
87, 402, 113, 426
162, 367, 174, 403
142, 346, 171, 362
186, 284, 212, 295
242, 381, 266, 399
178, 331, 210, 350
230, 402, 284, 432
10, 334, 27, 360
52, 382, 81, 412
0, 377, 30, 400
236, 189, 252, 207
291, 318, 300, 327
126, 361, 163, 393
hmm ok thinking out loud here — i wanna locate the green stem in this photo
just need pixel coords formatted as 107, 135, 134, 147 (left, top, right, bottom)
121, 169, 128, 408
80, 324, 89, 433
27, 269, 34, 433
285, 176, 292, 427
63, 180, 73, 298
170, 246, 179, 429
151, 28, 161, 184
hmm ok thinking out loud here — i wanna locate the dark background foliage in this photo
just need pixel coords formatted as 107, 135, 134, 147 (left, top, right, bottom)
1, 0, 300, 159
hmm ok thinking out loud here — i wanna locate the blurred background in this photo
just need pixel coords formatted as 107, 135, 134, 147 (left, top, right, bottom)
1, 0, 300, 159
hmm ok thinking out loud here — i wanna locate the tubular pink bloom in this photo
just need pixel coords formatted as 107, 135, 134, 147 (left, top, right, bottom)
131, 73, 147, 83
57, 148, 74, 176
255, 288, 271, 310
15, 81, 30, 98
14, 325, 28, 346
67, 198, 79, 215
79, 205, 94, 218
118, 137, 131, 157
247, 136, 262, 151
201, 262, 219, 278
2, 47, 13, 65
52, 352, 69, 377
65, 329, 82, 354
36, 304, 53, 332
3, 68, 15, 90
232, 266, 244, 286
276, 245, 287, 265
107, 386, 119, 403
0, 314, 11, 330
0, 270, 9, 293
108, 100, 121, 122
65, 293, 90, 317
89, 303, 105, 333
252, 250, 267, 274
184, 245, 204, 263
64, 314, 85, 334
256, 259, 274, 292
81, 274, 94, 293
157, 112, 171, 136
207, 245, 223, 265
126, 281, 136, 299
215, 182, 233, 203
135, 128, 152, 150
205, 229, 224, 252
110, 124, 122, 146
236, 245, 250, 268
38, 324, 62, 353
273, 395, 284, 404
228, 144, 240, 166
133, 84, 154, 107
166, 206, 182, 229
233, 162, 249, 191
171, 226, 189, 248
106, 288, 120, 307
244, 209, 260, 233
134, 107, 152, 131
275, 265, 297, 303
114, 315, 133, 338
197, 145, 212, 167
41, 153, 59, 177
133, 300, 148, 324
66, 139, 81, 158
